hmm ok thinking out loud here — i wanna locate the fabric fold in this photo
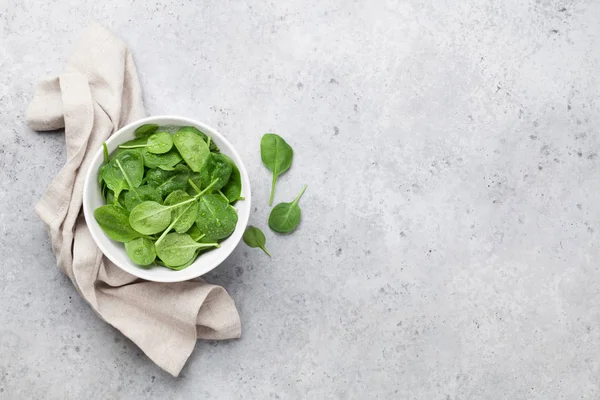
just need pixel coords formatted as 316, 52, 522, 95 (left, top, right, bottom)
27, 22, 241, 377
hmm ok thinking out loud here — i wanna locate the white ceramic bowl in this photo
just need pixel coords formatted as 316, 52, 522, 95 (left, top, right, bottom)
82, 115, 251, 282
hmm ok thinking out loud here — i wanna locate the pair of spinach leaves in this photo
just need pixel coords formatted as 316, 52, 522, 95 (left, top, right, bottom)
95, 124, 242, 269
243, 134, 307, 257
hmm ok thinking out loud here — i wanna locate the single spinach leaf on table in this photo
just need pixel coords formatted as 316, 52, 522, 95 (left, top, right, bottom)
119, 131, 173, 154
125, 237, 156, 266
142, 148, 182, 169
173, 128, 210, 172
123, 185, 161, 211
268, 185, 307, 233
102, 149, 144, 202
134, 123, 159, 139
94, 205, 141, 242
155, 233, 219, 267
243, 226, 271, 256
196, 194, 238, 240
176, 126, 220, 152
260, 133, 293, 205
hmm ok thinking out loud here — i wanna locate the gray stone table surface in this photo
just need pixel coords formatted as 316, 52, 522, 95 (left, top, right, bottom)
1, 0, 600, 398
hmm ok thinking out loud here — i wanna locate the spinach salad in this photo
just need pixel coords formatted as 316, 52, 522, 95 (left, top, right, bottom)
95, 124, 243, 270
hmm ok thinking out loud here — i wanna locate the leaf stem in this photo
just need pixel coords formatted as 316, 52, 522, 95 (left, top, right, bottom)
188, 178, 201, 194
292, 184, 308, 206
206, 136, 211, 149
119, 144, 148, 149
191, 233, 206, 242
194, 242, 220, 249
218, 190, 229, 202
260, 245, 271, 257
269, 172, 277, 206
193, 179, 219, 199
103, 143, 109, 164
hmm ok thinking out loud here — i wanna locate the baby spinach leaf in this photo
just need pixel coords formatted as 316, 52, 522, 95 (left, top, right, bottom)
123, 185, 161, 211
94, 205, 141, 242
146, 132, 173, 153
134, 123, 159, 139
196, 194, 238, 240
177, 126, 220, 152
163, 190, 198, 234
155, 166, 190, 199
125, 237, 156, 266
243, 226, 271, 256
129, 201, 173, 235
155, 233, 219, 267
102, 150, 144, 202
142, 148, 183, 169
205, 153, 232, 190
119, 131, 173, 154
187, 153, 232, 193
146, 167, 174, 187
268, 185, 307, 233
221, 157, 242, 203
173, 128, 210, 172
146, 164, 189, 187
261, 134, 293, 205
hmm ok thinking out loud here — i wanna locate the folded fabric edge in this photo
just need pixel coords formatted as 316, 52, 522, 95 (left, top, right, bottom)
26, 76, 66, 131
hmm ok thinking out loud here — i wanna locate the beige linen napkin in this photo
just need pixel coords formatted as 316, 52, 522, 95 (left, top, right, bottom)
26, 22, 241, 377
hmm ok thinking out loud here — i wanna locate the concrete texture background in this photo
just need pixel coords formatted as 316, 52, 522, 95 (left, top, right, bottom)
1, 0, 600, 398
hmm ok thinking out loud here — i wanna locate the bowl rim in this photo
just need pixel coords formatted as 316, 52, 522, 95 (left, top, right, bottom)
82, 115, 251, 282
